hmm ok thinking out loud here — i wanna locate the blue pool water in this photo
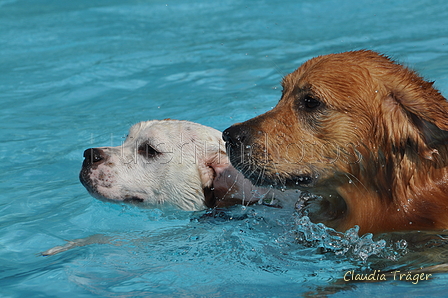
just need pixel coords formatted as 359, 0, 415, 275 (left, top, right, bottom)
2, 0, 448, 296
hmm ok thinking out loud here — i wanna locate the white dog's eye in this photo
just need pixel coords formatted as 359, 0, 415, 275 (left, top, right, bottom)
138, 143, 160, 159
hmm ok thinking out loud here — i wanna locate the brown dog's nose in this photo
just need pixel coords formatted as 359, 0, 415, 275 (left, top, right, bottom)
222, 125, 252, 147
83, 148, 105, 164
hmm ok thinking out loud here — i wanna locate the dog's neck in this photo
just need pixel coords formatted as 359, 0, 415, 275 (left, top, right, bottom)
337, 144, 448, 234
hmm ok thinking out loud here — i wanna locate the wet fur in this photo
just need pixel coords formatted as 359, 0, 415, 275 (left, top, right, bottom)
79, 119, 293, 211
224, 50, 448, 234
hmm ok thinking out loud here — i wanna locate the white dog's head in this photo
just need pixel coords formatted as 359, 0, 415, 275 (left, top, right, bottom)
80, 120, 272, 210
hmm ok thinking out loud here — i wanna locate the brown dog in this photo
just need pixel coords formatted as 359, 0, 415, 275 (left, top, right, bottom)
223, 50, 448, 235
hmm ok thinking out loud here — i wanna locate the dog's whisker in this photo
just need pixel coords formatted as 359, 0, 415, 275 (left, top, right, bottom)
255, 166, 266, 186
270, 162, 287, 189
343, 172, 368, 191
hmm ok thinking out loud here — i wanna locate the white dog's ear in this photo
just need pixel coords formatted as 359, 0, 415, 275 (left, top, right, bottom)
197, 145, 229, 208
199, 145, 270, 208
198, 146, 229, 189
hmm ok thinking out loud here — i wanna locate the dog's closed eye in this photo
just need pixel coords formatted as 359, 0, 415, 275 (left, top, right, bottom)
138, 142, 161, 159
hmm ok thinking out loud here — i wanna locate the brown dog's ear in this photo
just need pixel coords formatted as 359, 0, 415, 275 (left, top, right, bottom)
387, 79, 448, 159
412, 117, 448, 148
391, 80, 448, 130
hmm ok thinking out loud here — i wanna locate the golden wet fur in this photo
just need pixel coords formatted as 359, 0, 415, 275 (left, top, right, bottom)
223, 50, 448, 234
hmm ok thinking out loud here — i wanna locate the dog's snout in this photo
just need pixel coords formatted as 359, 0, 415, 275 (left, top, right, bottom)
83, 148, 105, 164
222, 125, 252, 147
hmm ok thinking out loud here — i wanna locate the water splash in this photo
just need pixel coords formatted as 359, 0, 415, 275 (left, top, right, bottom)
294, 216, 408, 262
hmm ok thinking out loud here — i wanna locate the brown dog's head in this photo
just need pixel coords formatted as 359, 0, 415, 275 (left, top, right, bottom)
223, 50, 448, 234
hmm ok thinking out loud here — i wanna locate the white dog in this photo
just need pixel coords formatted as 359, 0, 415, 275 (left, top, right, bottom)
43, 120, 296, 256
79, 119, 284, 210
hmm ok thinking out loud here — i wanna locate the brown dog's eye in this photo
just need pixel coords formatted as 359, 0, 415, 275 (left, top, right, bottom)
303, 96, 321, 110
138, 143, 160, 159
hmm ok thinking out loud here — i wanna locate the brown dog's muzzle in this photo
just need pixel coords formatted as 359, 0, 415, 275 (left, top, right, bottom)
223, 122, 315, 188
222, 124, 254, 153
222, 124, 252, 174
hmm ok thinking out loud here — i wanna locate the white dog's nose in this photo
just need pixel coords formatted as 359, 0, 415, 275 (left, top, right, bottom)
83, 148, 105, 164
